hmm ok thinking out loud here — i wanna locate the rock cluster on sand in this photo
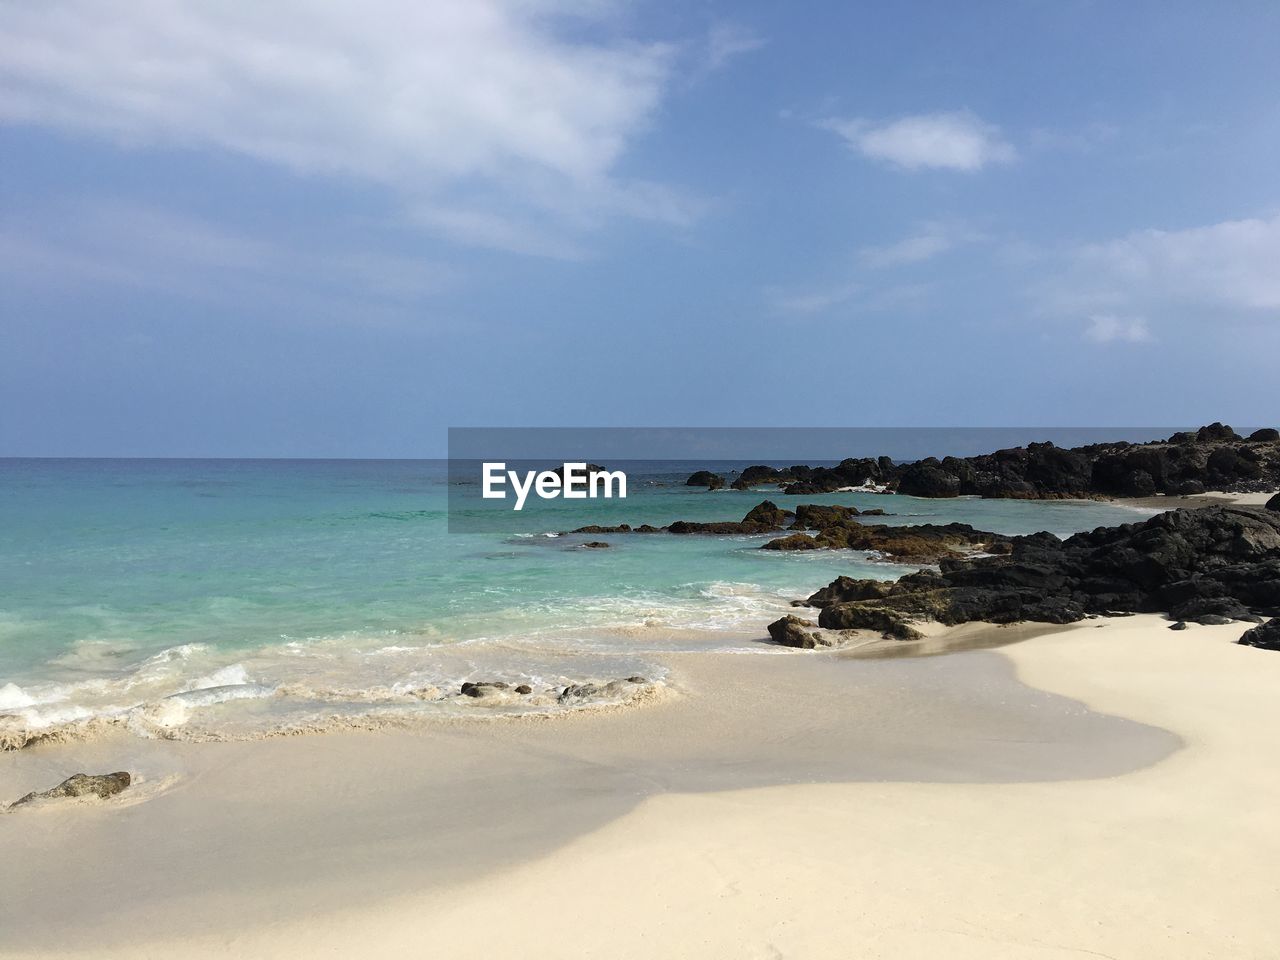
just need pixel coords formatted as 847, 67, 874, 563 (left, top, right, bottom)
460, 681, 516, 698
766, 615, 834, 648
10, 772, 131, 808
688, 424, 1280, 499
557, 676, 648, 704
773, 505, 1280, 650
1238, 619, 1280, 651
458, 677, 652, 703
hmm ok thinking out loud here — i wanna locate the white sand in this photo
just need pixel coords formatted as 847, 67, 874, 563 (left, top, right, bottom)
1191, 490, 1275, 506
2, 615, 1278, 959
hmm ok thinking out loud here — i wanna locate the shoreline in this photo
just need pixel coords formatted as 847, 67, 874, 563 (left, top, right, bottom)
3, 615, 1279, 958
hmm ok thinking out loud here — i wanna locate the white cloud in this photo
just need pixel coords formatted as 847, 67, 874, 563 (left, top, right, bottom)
1084, 314, 1152, 344
820, 111, 1016, 172
1077, 214, 1280, 312
1030, 212, 1280, 341
0, 1, 688, 254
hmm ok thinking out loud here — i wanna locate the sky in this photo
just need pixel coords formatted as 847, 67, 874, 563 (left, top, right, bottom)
2, 0, 1279, 456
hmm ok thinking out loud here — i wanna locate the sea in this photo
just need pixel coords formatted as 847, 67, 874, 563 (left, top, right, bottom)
0, 458, 1153, 745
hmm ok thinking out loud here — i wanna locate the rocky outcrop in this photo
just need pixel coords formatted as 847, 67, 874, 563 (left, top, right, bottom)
1239, 619, 1280, 650
766, 615, 830, 648
10, 772, 131, 808
684, 425, 1280, 500
896, 461, 962, 498
801, 576, 894, 606
686, 470, 725, 490
730, 465, 793, 490
791, 504, 863, 527
1267, 493, 1280, 512
742, 500, 791, 527
790, 505, 1280, 645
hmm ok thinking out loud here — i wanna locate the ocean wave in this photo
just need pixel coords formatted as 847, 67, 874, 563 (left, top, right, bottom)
0, 580, 798, 750
0, 668, 669, 750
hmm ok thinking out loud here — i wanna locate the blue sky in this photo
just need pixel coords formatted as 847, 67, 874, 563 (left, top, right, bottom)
2, 0, 1279, 456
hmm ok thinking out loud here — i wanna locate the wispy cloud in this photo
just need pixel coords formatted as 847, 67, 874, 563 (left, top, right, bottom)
0, 200, 456, 317
1084, 314, 1152, 344
704, 23, 766, 73
857, 224, 964, 269
768, 281, 862, 316
819, 111, 1016, 172
771, 223, 969, 316
0, 1, 692, 255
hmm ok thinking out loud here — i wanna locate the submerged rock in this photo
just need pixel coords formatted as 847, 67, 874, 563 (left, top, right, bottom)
764, 516, 1007, 564
10, 771, 131, 808
460, 681, 509, 698
557, 677, 651, 704
760, 533, 821, 551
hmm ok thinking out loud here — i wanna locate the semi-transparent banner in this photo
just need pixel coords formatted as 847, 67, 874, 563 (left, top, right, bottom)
446, 426, 1183, 533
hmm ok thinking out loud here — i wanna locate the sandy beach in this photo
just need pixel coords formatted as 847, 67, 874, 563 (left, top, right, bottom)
1113, 490, 1277, 511
3, 613, 1277, 959
6, 0, 1279, 953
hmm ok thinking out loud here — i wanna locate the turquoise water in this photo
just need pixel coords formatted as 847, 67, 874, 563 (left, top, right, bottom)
0, 459, 1151, 742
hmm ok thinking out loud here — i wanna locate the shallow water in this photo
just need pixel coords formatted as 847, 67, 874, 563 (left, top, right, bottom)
0, 459, 1153, 741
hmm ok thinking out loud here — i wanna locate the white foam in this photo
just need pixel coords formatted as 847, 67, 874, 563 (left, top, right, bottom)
164, 682, 273, 707
184, 664, 251, 691
6, 702, 95, 729
0, 682, 35, 710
